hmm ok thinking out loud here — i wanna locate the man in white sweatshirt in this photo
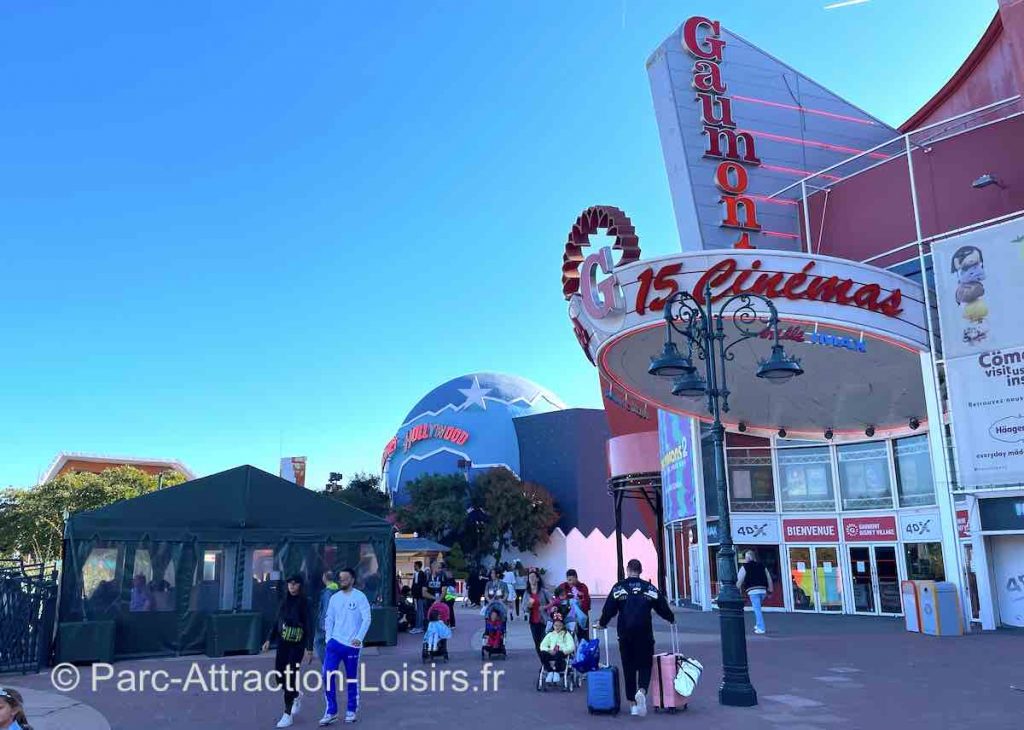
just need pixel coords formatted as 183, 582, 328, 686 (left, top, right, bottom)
319, 567, 371, 726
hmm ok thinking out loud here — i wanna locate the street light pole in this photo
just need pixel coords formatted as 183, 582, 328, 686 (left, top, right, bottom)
648, 281, 803, 708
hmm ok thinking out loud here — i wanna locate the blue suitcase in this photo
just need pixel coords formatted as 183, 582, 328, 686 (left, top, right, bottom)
587, 629, 620, 715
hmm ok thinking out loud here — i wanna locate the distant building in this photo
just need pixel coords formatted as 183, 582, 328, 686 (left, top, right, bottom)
41, 452, 195, 484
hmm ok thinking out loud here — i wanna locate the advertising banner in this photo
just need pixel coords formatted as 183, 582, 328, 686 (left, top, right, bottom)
731, 515, 781, 544
842, 515, 897, 542
782, 517, 839, 543
658, 410, 697, 523
933, 218, 1024, 488
899, 511, 942, 542
279, 456, 307, 487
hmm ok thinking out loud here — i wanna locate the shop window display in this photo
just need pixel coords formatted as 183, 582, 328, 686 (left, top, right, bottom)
778, 446, 835, 511
838, 441, 894, 510
894, 435, 936, 507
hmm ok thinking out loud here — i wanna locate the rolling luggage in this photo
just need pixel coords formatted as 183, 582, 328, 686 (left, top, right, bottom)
651, 624, 686, 713
587, 628, 620, 715
650, 624, 703, 714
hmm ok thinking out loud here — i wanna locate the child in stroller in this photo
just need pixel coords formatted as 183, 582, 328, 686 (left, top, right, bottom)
421, 599, 452, 663
536, 612, 578, 692
481, 603, 508, 660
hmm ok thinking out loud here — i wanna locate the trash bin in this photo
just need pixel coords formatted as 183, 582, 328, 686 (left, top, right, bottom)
901, 581, 921, 632
919, 581, 964, 636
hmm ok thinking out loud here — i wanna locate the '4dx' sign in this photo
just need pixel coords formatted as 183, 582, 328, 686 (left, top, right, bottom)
904, 520, 932, 535
737, 523, 768, 538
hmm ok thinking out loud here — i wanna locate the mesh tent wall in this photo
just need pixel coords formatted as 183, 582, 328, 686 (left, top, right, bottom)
60, 465, 394, 659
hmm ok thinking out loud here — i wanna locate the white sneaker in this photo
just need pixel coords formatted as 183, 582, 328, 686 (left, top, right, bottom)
276, 713, 294, 728
635, 689, 648, 717
344, 711, 357, 724
630, 705, 640, 716
291, 695, 302, 717
754, 627, 766, 635
409, 628, 423, 634
318, 713, 339, 726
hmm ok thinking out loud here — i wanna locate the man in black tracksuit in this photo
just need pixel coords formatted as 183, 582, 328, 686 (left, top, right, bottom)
598, 558, 675, 717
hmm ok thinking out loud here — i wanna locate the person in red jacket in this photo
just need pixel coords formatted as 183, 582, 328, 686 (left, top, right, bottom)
558, 569, 591, 642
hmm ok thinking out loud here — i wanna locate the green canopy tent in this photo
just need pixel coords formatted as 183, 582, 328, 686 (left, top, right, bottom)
59, 465, 395, 660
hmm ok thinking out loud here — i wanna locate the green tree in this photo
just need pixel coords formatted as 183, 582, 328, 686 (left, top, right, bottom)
324, 472, 391, 517
446, 542, 468, 580
472, 468, 559, 564
395, 473, 469, 544
0, 467, 187, 563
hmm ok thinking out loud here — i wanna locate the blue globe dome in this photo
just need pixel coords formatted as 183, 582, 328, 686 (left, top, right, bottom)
383, 373, 564, 501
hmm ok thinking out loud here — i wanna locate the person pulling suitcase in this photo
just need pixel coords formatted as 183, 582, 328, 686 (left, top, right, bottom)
597, 558, 676, 717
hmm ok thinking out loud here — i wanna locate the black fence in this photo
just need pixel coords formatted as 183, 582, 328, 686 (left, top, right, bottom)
0, 559, 58, 673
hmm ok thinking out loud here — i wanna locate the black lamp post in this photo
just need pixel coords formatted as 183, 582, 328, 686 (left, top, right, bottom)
648, 281, 803, 708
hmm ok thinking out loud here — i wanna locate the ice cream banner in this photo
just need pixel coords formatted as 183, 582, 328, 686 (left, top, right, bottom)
932, 217, 1024, 359
933, 217, 1024, 488
280, 456, 307, 487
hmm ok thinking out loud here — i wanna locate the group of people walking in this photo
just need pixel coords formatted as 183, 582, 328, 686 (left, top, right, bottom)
263, 550, 773, 725
263, 567, 371, 727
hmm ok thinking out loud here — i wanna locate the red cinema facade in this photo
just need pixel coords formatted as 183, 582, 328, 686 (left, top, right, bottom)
566, 4, 1024, 629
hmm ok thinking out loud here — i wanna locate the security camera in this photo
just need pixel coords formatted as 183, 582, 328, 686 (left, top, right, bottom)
824, 428, 834, 440
909, 417, 920, 430
778, 428, 787, 439
865, 425, 876, 437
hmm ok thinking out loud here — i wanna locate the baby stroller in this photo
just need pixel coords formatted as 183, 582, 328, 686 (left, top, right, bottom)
480, 599, 508, 660
535, 646, 581, 693
421, 602, 451, 664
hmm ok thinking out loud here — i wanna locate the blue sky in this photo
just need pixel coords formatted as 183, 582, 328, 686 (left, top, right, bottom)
0, 1, 995, 488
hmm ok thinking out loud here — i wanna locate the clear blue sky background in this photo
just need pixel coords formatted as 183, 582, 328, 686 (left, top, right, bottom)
0, 1, 996, 488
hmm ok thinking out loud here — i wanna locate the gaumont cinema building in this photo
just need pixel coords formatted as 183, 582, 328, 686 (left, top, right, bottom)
566, 4, 1024, 629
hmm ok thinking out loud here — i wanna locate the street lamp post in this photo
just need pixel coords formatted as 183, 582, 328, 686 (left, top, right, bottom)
648, 281, 803, 708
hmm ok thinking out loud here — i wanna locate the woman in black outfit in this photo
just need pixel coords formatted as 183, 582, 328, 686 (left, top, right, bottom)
263, 574, 313, 728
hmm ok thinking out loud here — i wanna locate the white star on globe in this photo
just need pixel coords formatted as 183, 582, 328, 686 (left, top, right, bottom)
458, 376, 492, 410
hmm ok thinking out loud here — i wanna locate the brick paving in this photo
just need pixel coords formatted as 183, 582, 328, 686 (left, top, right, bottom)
5, 603, 1024, 729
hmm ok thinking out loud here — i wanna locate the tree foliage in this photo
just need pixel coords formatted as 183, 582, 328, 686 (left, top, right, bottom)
395, 473, 469, 544
0, 467, 187, 563
323, 471, 391, 517
472, 468, 559, 564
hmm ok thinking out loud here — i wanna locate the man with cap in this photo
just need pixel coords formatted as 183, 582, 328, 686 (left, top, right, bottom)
320, 567, 371, 725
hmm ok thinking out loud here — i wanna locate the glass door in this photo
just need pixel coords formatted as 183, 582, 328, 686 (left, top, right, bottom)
849, 546, 875, 613
788, 547, 815, 611
875, 546, 902, 615
814, 546, 843, 612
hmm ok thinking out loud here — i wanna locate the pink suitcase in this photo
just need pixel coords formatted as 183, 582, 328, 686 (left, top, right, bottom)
650, 625, 688, 714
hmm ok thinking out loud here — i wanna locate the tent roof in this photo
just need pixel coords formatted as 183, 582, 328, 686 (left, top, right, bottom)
395, 537, 450, 554
66, 465, 393, 543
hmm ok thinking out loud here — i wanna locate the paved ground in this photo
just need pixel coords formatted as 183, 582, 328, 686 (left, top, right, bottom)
4, 604, 1024, 729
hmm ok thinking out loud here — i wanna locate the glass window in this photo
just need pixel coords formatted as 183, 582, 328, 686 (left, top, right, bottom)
82, 545, 122, 615
778, 446, 835, 511
904, 542, 945, 581
728, 447, 776, 512
246, 547, 277, 614
356, 543, 381, 605
894, 435, 935, 507
190, 547, 237, 612
131, 545, 177, 612
838, 442, 894, 510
